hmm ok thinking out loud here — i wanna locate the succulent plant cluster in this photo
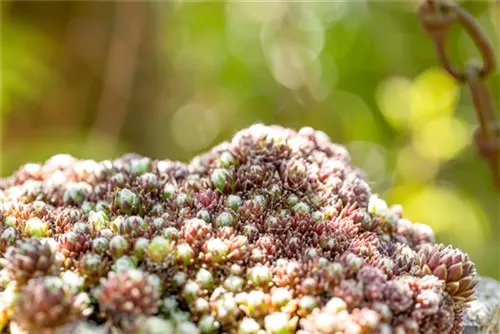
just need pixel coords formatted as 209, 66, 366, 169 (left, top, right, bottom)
0, 124, 478, 333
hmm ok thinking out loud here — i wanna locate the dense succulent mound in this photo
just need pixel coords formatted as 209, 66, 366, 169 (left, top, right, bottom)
0, 124, 478, 333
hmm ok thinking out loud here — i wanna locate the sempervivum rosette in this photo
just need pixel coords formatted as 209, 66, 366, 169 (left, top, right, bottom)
419, 244, 478, 304
96, 269, 160, 325
0, 124, 480, 333
10, 276, 90, 333
1, 239, 56, 286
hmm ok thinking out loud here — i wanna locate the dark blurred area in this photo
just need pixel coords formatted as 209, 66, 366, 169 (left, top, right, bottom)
1, 1, 499, 278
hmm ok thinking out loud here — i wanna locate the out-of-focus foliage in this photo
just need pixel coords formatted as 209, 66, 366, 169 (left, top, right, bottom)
1, 1, 499, 278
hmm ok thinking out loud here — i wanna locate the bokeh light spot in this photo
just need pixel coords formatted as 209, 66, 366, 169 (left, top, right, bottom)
410, 67, 459, 129
170, 103, 220, 152
266, 41, 320, 90
375, 76, 412, 130
261, 11, 325, 64
391, 185, 488, 258
225, 3, 265, 68
331, 91, 378, 142
396, 144, 439, 182
347, 141, 387, 183
234, 2, 287, 23
412, 116, 469, 162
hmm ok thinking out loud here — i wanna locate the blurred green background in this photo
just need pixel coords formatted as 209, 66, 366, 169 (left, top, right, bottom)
1, 1, 499, 278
